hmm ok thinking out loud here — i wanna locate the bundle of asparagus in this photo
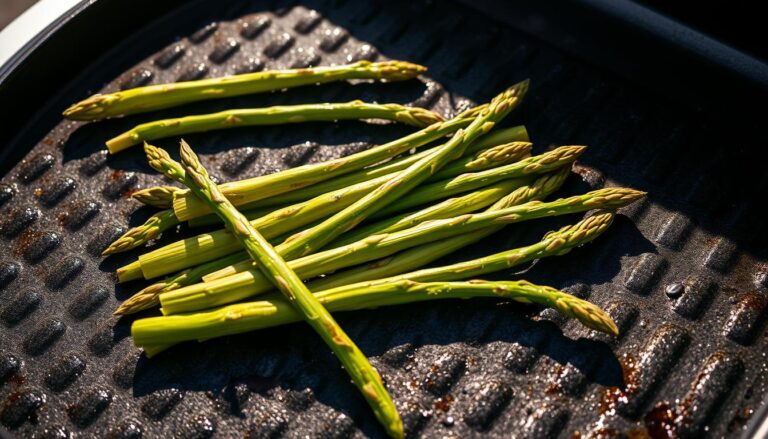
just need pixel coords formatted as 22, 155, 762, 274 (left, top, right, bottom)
70, 59, 647, 437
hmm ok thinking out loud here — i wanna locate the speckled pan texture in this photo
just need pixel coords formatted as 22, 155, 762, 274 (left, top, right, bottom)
1, 0, 767, 437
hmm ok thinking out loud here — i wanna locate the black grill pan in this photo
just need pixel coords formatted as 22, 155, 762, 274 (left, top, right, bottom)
1, 0, 767, 437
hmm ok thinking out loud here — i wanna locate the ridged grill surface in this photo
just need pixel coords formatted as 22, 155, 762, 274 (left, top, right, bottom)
1, 0, 767, 437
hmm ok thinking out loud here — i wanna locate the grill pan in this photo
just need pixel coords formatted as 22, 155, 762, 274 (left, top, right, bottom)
1, 0, 767, 437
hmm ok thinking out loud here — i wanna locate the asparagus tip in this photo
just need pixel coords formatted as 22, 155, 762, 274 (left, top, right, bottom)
62, 93, 111, 121
132, 186, 181, 209
374, 60, 428, 80
114, 289, 160, 315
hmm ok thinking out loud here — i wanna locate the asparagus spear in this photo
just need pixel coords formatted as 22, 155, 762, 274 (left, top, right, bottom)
189, 136, 531, 227
363, 145, 581, 221
132, 186, 180, 209
275, 81, 530, 261
115, 170, 550, 316
63, 60, 427, 121
172, 104, 492, 222
336, 211, 618, 288
148, 141, 403, 438
130, 126, 527, 212
133, 279, 618, 356
114, 252, 248, 316
309, 169, 571, 291
104, 118, 526, 256
158, 187, 644, 315
135, 211, 619, 353
115, 166, 577, 315
120, 141, 570, 281
106, 102, 444, 153
114, 176, 532, 316
207, 178, 532, 281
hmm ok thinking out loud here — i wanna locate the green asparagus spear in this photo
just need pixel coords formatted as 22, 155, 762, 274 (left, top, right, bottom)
113, 252, 248, 316
192, 144, 572, 278
276, 81, 530, 261
132, 126, 527, 213
101, 209, 179, 255
335, 211, 617, 288
134, 211, 619, 353
120, 141, 571, 281
205, 178, 532, 281
148, 141, 403, 438
106, 102, 444, 153
186, 135, 531, 228
115, 170, 549, 316
132, 186, 181, 209
133, 279, 618, 356
115, 176, 532, 316
63, 60, 427, 121
309, 169, 571, 291
158, 188, 644, 315
104, 117, 522, 256
172, 104, 493, 222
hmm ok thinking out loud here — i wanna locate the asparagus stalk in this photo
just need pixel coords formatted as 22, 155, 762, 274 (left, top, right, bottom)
63, 60, 427, 121
186, 135, 530, 228
115, 169, 553, 316
104, 121, 525, 256
347, 184, 525, 244
135, 211, 619, 353
148, 141, 403, 438
309, 169, 571, 291
133, 279, 618, 356
275, 81, 531, 261
361, 145, 580, 222
120, 141, 570, 281
106, 102, 444, 153
114, 252, 247, 316
332, 211, 618, 288
207, 178, 532, 281
132, 186, 181, 209
296, 127, 531, 203
115, 176, 532, 316
329, 175, 536, 248
172, 104, 491, 222
158, 187, 644, 315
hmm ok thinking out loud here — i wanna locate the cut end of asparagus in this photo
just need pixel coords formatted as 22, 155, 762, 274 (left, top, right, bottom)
141, 344, 171, 358
116, 260, 144, 283
132, 186, 181, 209
106, 131, 139, 154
